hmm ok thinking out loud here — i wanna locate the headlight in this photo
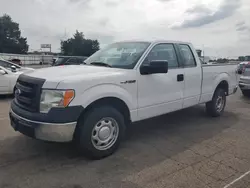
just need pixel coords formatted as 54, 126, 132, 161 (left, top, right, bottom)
40, 89, 75, 113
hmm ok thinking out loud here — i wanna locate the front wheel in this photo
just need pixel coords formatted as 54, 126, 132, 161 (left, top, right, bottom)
75, 106, 126, 159
206, 88, 226, 117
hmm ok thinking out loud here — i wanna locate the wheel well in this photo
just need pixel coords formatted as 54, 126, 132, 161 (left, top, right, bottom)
216, 80, 229, 95
83, 97, 131, 124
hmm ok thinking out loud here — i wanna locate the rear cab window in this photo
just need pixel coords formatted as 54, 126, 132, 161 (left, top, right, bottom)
178, 44, 197, 67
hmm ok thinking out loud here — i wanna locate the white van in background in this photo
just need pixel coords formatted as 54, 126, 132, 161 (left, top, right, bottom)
0, 59, 34, 95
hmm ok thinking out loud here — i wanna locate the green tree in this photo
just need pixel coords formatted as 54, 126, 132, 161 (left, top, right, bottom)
61, 30, 100, 56
0, 14, 29, 54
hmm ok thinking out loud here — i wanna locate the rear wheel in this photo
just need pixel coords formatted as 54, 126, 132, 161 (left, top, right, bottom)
75, 106, 126, 159
206, 88, 226, 117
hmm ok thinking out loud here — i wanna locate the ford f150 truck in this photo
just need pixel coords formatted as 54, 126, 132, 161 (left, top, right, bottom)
9, 40, 238, 159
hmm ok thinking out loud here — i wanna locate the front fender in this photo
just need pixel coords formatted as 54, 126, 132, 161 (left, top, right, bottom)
70, 84, 137, 111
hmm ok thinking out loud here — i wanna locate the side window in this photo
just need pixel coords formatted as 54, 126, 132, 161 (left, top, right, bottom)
0, 60, 9, 68
77, 58, 86, 64
66, 58, 77, 65
144, 44, 179, 68
179, 44, 196, 67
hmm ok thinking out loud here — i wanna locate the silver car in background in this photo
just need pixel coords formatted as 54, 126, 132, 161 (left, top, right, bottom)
239, 63, 250, 97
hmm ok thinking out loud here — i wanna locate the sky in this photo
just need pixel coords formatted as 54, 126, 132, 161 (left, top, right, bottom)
1, 0, 250, 58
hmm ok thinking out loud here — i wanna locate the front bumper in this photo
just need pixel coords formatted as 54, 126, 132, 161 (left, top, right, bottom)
239, 83, 250, 90
9, 109, 77, 142
9, 101, 83, 142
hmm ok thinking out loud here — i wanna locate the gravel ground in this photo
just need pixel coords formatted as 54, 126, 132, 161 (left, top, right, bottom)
1, 91, 250, 188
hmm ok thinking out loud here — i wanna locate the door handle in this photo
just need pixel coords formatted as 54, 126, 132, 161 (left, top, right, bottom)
177, 74, 184, 82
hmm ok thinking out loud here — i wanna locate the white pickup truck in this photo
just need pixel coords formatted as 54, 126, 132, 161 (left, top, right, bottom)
9, 40, 238, 159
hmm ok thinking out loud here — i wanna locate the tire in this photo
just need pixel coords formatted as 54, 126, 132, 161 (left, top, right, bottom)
75, 106, 126, 159
206, 88, 226, 117
241, 90, 250, 97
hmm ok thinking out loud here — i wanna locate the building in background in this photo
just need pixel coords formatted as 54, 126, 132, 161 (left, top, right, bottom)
245, 56, 250, 61
196, 49, 202, 57
238, 56, 250, 61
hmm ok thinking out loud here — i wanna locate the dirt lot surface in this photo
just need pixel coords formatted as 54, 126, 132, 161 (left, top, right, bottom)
1, 91, 250, 188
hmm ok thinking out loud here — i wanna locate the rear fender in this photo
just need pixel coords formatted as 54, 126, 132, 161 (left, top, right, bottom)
213, 73, 230, 94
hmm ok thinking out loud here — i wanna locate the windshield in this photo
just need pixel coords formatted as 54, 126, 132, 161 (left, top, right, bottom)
84, 42, 150, 69
54, 57, 68, 66
0, 60, 21, 70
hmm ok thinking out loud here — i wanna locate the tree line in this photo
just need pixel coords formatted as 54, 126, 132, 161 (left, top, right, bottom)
0, 14, 100, 56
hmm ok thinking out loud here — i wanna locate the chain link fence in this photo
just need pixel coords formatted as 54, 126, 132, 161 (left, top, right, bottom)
0, 53, 53, 68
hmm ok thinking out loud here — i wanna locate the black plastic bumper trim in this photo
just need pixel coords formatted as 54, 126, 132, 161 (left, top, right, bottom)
11, 100, 84, 124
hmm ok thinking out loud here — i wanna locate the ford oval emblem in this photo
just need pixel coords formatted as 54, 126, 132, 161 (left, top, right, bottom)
15, 89, 21, 97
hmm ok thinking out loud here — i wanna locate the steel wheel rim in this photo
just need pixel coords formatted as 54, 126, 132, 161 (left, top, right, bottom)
216, 96, 225, 112
91, 117, 119, 151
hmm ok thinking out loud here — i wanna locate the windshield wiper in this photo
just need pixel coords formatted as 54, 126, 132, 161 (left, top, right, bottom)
90, 61, 112, 67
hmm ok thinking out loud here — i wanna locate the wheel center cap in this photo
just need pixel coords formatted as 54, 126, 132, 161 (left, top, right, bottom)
99, 126, 111, 140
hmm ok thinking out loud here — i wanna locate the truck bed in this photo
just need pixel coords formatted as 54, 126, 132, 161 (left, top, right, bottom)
199, 63, 238, 104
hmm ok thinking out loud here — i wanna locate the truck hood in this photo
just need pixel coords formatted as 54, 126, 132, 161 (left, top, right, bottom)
24, 65, 134, 89
25, 65, 127, 80
19, 67, 34, 72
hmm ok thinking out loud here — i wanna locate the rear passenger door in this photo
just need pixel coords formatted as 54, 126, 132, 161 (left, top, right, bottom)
177, 44, 202, 108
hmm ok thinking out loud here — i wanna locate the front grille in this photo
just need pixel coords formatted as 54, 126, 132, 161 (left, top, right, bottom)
14, 74, 45, 112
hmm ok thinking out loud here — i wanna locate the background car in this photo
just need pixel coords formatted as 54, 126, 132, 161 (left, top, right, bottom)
0, 66, 24, 95
0, 59, 34, 73
237, 61, 250, 74
239, 63, 250, 97
52, 56, 88, 66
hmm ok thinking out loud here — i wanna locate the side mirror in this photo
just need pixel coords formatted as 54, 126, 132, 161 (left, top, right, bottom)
140, 60, 168, 75
0, 69, 6, 75
11, 65, 17, 72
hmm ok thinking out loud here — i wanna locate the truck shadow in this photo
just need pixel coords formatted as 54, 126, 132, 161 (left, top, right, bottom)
240, 95, 250, 103
0, 95, 13, 101
0, 105, 239, 187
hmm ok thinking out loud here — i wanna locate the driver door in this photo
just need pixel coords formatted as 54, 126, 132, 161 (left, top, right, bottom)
137, 43, 185, 120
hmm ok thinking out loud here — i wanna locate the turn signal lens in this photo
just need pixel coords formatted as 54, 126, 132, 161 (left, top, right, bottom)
63, 90, 75, 107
